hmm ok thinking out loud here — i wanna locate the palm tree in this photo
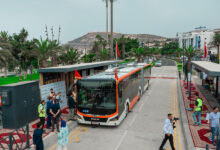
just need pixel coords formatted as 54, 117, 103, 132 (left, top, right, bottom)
82, 53, 96, 63
131, 47, 146, 62
175, 48, 183, 62
210, 33, 220, 63
0, 31, 15, 77
35, 38, 58, 68
185, 46, 198, 73
118, 35, 128, 59
98, 48, 110, 61
59, 48, 80, 65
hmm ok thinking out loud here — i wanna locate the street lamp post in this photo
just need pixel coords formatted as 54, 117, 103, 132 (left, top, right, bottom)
110, 0, 113, 59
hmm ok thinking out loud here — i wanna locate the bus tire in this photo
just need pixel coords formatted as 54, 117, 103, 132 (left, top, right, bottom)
125, 104, 129, 117
138, 89, 142, 100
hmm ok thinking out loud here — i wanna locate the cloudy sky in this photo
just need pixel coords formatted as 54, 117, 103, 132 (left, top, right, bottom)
0, 0, 220, 43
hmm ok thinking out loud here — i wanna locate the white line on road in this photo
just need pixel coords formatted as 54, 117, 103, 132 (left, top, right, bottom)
114, 130, 128, 150
129, 114, 137, 127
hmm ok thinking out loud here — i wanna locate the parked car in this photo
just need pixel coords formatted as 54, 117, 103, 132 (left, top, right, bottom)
155, 61, 162, 67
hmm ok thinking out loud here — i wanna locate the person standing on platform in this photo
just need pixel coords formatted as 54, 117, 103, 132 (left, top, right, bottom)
33, 122, 44, 150
56, 92, 62, 103
49, 88, 54, 97
46, 97, 53, 129
58, 120, 69, 150
68, 93, 75, 121
193, 93, 203, 126
50, 99, 61, 133
209, 106, 220, 146
215, 123, 220, 150
159, 114, 175, 150
38, 100, 46, 130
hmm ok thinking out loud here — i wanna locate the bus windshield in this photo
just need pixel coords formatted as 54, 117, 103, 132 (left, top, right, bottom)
77, 80, 116, 110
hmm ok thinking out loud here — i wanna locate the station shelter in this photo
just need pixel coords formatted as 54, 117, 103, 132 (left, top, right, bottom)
192, 61, 220, 98
38, 61, 121, 108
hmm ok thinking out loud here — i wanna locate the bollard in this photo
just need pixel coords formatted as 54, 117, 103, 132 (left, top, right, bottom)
9, 132, 12, 150
26, 124, 30, 148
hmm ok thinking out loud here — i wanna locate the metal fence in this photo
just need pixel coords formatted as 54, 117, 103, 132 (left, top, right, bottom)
0, 124, 30, 150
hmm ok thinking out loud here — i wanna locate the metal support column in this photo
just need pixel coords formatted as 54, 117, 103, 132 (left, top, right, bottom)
26, 124, 30, 148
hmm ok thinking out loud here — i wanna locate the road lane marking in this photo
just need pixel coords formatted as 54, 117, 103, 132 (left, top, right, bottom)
49, 126, 86, 150
69, 127, 88, 143
114, 130, 128, 150
129, 114, 137, 127
167, 80, 182, 150
175, 86, 182, 150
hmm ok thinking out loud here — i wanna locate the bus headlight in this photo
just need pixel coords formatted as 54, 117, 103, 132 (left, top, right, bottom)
77, 114, 83, 120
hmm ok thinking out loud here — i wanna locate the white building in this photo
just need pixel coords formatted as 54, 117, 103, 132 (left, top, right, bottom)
178, 28, 220, 55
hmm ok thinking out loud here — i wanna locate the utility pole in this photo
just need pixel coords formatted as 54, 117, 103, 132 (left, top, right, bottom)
110, 0, 113, 59
106, 0, 108, 43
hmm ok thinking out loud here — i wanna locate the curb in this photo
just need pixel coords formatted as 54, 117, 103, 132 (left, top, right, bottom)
177, 79, 195, 150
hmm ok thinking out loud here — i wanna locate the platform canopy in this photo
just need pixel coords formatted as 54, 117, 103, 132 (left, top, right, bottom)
192, 61, 220, 77
38, 60, 122, 73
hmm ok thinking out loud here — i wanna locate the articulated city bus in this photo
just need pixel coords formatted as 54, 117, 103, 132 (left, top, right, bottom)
76, 63, 151, 126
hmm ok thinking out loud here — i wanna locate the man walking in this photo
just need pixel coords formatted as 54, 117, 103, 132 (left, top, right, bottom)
193, 93, 203, 126
215, 123, 220, 150
33, 122, 44, 150
159, 114, 175, 150
38, 100, 46, 130
50, 99, 61, 132
68, 93, 75, 121
209, 106, 220, 146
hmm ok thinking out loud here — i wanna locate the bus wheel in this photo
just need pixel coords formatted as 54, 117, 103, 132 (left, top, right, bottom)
125, 104, 129, 117
138, 89, 142, 100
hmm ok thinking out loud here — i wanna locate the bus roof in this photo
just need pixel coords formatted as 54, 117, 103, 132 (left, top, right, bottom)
84, 63, 150, 80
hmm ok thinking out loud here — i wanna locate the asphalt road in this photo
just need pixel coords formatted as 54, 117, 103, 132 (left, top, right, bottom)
161, 58, 176, 66
48, 63, 185, 150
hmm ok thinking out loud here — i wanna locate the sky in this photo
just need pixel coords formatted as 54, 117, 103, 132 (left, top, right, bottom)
0, 0, 220, 43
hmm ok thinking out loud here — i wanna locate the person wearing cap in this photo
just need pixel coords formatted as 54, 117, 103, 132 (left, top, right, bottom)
58, 120, 69, 150
50, 99, 61, 132
193, 92, 203, 126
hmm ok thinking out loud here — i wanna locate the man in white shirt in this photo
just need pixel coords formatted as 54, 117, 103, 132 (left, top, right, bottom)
159, 113, 175, 150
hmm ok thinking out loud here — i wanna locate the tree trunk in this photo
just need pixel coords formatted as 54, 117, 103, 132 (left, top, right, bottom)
187, 57, 191, 73
41, 59, 48, 68
4, 65, 8, 78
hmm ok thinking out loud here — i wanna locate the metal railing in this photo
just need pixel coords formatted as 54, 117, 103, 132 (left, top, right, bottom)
0, 124, 30, 150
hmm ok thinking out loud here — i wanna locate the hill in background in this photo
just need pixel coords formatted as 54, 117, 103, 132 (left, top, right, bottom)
65, 32, 175, 51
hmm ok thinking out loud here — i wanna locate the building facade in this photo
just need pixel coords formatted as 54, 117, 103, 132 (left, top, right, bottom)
178, 28, 220, 55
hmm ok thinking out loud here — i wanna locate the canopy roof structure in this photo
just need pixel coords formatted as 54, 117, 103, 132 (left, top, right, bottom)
191, 61, 220, 77
38, 60, 122, 73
